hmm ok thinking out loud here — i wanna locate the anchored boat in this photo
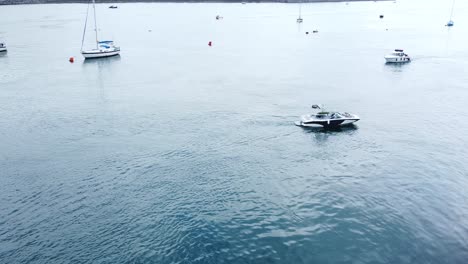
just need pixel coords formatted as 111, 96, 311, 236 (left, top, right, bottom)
446, 0, 455, 26
81, 0, 120, 59
0, 42, 6, 52
297, 2, 303, 23
82, 41, 120, 59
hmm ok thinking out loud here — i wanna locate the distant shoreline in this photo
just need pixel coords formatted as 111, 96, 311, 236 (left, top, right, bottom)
0, 0, 389, 6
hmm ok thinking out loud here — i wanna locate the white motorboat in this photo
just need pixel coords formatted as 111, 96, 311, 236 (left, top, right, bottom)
384, 49, 411, 63
296, 105, 360, 128
0, 42, 6, 52
81, 0, 120, 59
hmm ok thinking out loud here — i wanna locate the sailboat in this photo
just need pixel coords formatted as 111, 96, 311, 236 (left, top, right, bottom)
81, 0, 120, 59
446, 0, 455, 26
297, 3, 303, 23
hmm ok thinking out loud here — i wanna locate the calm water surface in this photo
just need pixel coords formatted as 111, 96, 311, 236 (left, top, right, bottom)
1, 0, 468, 263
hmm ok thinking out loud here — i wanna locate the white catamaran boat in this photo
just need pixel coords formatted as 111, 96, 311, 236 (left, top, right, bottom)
297, 3, 303, 23
384, 49, 411, 63
81, 0, 120, 59
0, 42, 6, 52
296, 105, 360, 128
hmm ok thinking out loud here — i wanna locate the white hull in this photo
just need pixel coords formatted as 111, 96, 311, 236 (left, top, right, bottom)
81, 50, 120, 59
0, 47, 6, 52
385, 57, 410, 63
296, 118, 359, 128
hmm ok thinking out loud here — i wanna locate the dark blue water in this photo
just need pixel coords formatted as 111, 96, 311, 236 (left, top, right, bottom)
1, 1, 468, 263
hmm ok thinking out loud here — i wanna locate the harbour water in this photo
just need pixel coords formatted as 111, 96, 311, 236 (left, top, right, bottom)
1, 0, 468, 263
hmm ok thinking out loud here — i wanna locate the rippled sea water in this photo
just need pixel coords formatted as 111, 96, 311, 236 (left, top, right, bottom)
1, 0, 468, 263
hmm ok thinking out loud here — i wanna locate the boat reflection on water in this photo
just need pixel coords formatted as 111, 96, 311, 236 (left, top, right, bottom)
82, 54, 121, 66
384, 59, 411, 73
299, 124, 359, 143
299, 123, 358, 133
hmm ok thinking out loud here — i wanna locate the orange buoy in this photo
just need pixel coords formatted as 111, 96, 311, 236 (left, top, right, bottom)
69, 57, 74, 63
208, 41, 212, 47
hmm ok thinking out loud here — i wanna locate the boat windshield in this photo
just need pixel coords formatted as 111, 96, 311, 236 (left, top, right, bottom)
330, 113, 342, 119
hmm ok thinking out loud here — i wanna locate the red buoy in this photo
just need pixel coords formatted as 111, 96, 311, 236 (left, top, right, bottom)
69, 57, 74, 63
208, 41, 212, 47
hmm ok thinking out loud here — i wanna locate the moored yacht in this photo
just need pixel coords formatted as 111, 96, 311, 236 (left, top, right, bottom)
384, 49, 410, 63
82, 41, 120, 59
81, 0, 120, 59
297, 3, 303, 23
0, 42, 6, 52
446, 0, 455, 26
296, 105, 360, 128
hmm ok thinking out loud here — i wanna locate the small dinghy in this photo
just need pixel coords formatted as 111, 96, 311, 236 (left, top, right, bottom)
296, 105, 360, 128
109, 5, 118, 9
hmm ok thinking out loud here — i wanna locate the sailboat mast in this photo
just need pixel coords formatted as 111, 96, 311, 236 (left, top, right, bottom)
450, 0, 455, 19
299, 3, 302, 19
80, 1, 91, 52
93, 0, 98, 49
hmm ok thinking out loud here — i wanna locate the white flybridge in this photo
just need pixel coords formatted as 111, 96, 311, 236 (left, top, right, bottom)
297, 3, 303, 23
81, 0, 120, 59
0, 42, 6, 52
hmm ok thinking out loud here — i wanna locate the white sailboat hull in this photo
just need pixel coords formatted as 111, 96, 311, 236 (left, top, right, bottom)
0, 47, 6, 52
81, 49, 120, 59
